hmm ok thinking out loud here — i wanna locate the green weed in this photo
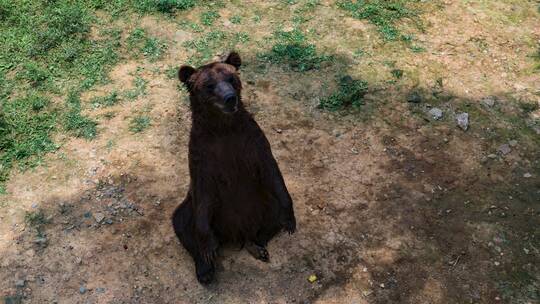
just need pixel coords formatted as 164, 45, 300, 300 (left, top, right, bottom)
319, 75, 368, 111
259, 28, 331, 71
337, 0, 419, 41
129, 114, 151, 133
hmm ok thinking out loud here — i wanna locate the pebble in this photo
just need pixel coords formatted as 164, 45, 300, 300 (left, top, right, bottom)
494, 261, 500, 266
481, 96, 496, 107
523, 173, 532, 178
487, 154, 497, 159
498, 144, 511, 155
456, 112, 469, 131
31, 203, 38, 209
15, 280, 25, 287
79, 286, 87, 294
508, 140, 518, 147
96, 287, 106, 293
428, 108, 443, 120
93, 212, 105, 223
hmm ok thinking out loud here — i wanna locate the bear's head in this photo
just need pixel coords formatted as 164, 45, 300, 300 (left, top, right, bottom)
178, 52, 242, 114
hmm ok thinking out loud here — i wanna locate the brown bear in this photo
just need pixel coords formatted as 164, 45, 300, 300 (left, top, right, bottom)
172, 52, 296, 284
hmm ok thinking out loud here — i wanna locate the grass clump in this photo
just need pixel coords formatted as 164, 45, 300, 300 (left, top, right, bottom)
133, 0, 196, 14
230, 15, 242, 24
260, 28, 331, 71
519, 101, 539, 114
129, 114, 151, 133
319, 75, 368, 111
200, 10, 220, 26
91, 91, 120, 108
337, 0, 418, 41
64, 91, 97, 139
127, 28, 167, 61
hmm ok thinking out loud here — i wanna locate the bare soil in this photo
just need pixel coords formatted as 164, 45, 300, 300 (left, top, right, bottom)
1, 1, 539, 303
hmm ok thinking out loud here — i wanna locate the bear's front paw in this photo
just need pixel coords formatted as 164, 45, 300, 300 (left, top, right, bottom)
280, 214, 296, 235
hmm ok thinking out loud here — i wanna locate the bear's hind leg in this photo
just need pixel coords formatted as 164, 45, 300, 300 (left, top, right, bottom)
172, 194, 216, 284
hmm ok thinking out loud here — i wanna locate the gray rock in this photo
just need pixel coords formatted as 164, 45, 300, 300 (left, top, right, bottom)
523, 173, 532, 178
428, 108, 443, 120
498, 144, 511, 155
508, 140, 518, 147
93, 212, 105, 223
15, 280, 25, 288
96, 287, 106, 293
481, 96, 496, 108
487, 154, 497, 159
456, 112, 469, 131
407, 91, 422, 103
79, 286, 87, 294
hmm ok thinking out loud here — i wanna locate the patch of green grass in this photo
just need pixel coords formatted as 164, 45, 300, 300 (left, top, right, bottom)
200, 10, 220, 26
183, 30, 250, 66
391, 69, 404, 79
0, 92, 58, 188
519, 101, 539, 114
230, 15, 242, 24
337, 0, 419, 41
124, 75, 148, 100
259, 28, 332, 71
129, 114, 151, 133
90, 91, 120, 108
165, 65, 179, 79
127, 28, 167, 61
63, 91, 97, 139
319, 75, 368, 111
25, 209, 48, 228
133, 0, 196, 14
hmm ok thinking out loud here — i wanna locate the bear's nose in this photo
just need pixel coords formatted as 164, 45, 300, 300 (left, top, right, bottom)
224, 94, 238, 108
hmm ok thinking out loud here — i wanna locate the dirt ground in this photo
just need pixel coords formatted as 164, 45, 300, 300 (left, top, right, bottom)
1, 1, 539, 303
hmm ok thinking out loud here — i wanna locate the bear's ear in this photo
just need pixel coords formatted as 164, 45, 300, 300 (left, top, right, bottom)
178, 65, 196, 83
225, 52, 241, 69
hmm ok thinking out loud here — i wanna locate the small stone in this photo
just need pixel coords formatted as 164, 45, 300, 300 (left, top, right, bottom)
494, 261, 500, 266
407, 91, 422, 103
79, 286, 87, 294
498, 144, 511, 155
31, 203, 38, 209
105, 218, 113, 225
379, 283, 385, 288
487, 154, 497, 159
96, 287, 106, 293
15, 280, 25, 287
83, 212, 91, 218
308, 274, 317, 283
481, 96, 496, 108
523, 173, 532, 178
456, 112, 469, 131
93, 212, 105, 223
428, 108, 443, 120
508, 140, 518, 147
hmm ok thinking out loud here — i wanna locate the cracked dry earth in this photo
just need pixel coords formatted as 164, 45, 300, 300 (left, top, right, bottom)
1, 1, 539, 304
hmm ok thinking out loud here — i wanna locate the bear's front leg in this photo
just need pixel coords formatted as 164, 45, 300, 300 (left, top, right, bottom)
193, 188, 219, 284
256, 135, 297, 234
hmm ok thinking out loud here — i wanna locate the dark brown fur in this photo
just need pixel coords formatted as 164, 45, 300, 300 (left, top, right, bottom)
172, 52, 296, 284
